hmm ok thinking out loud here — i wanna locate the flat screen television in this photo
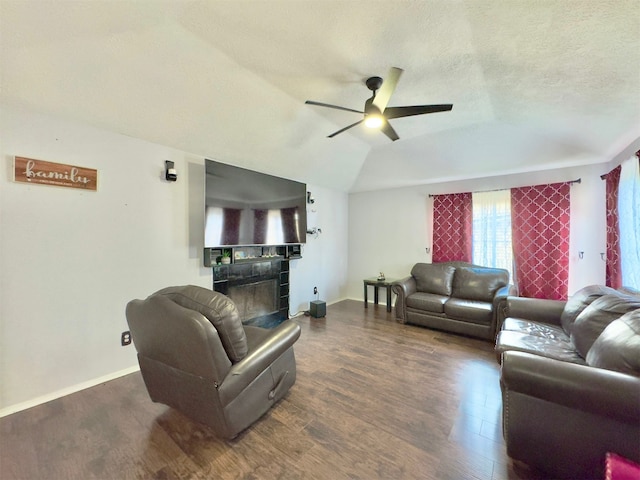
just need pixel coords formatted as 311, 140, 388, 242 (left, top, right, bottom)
204, 159, 307, 247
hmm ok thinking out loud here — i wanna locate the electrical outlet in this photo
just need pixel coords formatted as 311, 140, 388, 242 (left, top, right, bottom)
313, 286, 318, 295
121, 331, 132, 346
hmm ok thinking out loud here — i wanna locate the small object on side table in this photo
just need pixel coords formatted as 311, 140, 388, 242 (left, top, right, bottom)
377, 272, 385, 281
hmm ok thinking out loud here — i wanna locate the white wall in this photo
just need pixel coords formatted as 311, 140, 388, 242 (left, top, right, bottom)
347, 163, 612, 300
290, 185, 349, 313
0, 106, 348, 414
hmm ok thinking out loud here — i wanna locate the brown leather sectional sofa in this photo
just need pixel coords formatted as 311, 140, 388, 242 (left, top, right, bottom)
392, 261, 516, 340
496, 285, 640, 479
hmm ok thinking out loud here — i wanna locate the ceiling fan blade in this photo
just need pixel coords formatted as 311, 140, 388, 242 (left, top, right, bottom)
381, 121, 399, 141
327, 119, 364, 138
384, 104, 453, 120
305, 100, 363, 114
372, 67, 403, 113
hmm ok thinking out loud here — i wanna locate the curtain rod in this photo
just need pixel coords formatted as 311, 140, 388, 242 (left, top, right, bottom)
428, 178, 581, 197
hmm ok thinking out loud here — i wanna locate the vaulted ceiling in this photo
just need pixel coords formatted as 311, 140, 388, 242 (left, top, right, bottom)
1, 1, 638, 192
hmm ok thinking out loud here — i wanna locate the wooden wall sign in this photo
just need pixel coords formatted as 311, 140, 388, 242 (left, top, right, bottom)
14, 156, 98, 191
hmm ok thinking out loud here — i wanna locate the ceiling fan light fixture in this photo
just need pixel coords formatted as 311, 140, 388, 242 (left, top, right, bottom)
364, 114, 384, 129
306, 67, 452, 141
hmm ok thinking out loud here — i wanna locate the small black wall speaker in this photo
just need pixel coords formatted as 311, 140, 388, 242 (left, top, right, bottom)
310, 300, 326, 318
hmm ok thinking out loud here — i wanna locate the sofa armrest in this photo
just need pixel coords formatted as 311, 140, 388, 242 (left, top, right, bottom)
492, 285, 517, 336
506, 296, 566, 326
493, 284, 515, 304
501, 350, 640, 423
218, 320, 301, 405
391, 276, 416, 323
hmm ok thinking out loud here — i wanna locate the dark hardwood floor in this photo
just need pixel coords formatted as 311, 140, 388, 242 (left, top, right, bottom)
0, 300, 547, 480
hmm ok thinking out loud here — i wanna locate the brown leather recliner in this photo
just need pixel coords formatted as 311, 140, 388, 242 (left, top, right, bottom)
125, 285, 301, 439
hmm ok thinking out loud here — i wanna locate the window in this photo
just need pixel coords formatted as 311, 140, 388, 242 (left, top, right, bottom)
472, 190, 513, 280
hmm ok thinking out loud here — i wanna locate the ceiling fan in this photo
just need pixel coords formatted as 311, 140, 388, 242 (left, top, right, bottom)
305, 67, 453, 141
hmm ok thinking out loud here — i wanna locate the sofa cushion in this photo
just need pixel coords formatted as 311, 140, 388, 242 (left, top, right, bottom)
586, 310, 640, 376
444, 298, 493, 325
570, 293, 640, 359
451, 266, 509, 302
154, 285, 248, 363
411, 263, 455, 296
560, 284, 617, 335
496, 330, 586, 364
502, 318, 568, 341
406, 292, 448, 313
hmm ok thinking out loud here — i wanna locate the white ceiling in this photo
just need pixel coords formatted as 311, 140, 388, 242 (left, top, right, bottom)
1, 1, 639, 192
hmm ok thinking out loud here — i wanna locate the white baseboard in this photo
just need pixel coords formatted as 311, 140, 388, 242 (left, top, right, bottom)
345, 296, 396, 306
327, 297, 350, 305
0, 365, 140, 418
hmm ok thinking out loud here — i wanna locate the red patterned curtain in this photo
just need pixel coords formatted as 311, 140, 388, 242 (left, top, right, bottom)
604, 165, 622, 288
432, 193, 472, 262
511, 182, 571, 300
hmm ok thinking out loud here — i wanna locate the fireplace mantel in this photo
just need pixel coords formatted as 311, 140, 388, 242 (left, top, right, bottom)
203, 244, 301, 267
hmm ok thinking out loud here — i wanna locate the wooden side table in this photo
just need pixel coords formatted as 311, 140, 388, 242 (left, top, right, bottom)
363, 277, 397, 312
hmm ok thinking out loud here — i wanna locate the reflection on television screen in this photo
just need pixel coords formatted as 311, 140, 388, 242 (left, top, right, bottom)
204, 160, 307, 246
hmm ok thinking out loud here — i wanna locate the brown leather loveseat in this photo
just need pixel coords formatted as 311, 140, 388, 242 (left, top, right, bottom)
496, 285, 640, 479
392, 261, 516, 340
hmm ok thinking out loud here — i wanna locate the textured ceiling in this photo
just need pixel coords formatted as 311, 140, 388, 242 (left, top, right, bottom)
1, 1, 639, 192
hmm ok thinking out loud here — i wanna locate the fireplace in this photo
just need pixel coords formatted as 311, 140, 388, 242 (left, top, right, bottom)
211, 258, 288, 325
228, 279, 278, 323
